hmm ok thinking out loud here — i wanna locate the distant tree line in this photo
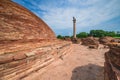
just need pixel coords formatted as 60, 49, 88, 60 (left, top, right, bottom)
57, 30, 120, 39
89, 30, 119, 37
57, 35, 71, 39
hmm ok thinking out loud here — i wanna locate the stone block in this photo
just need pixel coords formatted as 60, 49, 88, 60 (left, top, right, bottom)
25, 52, 35, 57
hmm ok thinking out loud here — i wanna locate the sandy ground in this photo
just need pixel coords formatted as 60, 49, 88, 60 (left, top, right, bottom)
24, 44, 109, 80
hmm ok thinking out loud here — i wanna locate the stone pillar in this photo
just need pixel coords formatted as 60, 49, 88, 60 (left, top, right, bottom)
73, 17, 76, 39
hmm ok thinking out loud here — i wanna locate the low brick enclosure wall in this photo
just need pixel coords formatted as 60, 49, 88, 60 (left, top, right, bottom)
0, 40, 72, 80
104, 45, 120, 80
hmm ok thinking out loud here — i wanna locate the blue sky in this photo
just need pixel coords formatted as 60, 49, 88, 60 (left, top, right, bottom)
13, 0, 120, 36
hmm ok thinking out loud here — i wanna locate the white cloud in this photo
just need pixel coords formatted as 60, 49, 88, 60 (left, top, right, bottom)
38, 0, 120, 31
22, 0, 120, 35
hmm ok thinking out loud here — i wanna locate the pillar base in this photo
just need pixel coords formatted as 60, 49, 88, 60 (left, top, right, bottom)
71, 38, 80, 44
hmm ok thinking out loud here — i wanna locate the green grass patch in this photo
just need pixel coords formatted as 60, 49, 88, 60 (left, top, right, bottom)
113, 37, 120, 38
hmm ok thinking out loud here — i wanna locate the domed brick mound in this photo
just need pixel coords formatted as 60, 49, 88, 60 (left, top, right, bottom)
0, 0, 55, 41
0, 1, 72, 80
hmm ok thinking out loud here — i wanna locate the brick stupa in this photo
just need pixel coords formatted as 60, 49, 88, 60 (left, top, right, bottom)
0, 0, 72, 79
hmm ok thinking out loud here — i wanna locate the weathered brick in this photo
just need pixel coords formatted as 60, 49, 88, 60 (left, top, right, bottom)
0, 54, 13, 64
0, 64, 4, 71
13, 53, 26, 60
35, 51, 43, 55
6, 61, 24, 68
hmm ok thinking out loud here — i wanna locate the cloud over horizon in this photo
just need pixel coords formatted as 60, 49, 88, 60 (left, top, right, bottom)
13, 0, 120, 36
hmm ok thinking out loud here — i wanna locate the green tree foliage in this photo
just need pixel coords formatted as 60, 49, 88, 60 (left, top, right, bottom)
57, 35, 64, 39
90, 30, 117, 37
64, 36, 70, 38
90, 30, 106, 37
105, 31, 116, 37
76, 32, 88, 38
116, 31, 120, 37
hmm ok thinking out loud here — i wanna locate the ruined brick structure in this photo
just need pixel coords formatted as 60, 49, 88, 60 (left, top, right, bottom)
104, 44, 120, 80
99, 37, 114, 45
81, 37, 99, 49
0, 0, 72, 80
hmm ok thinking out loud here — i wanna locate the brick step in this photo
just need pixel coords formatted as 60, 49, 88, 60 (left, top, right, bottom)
0, 42, 72, 80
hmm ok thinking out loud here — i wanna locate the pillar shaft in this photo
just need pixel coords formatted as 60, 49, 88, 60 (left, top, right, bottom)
73, 17, 76, 39
73, 22, 76, 38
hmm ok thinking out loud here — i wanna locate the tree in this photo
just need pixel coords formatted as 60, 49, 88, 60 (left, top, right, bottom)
64, 36, 70, 38
90, 30, 95, 36
57, 35, 63, 39
90, 30, 105, 37
76, 32, 88, 38
116, 31, 120, 37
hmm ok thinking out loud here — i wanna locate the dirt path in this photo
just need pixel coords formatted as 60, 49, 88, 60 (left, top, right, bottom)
24, 44, 108, 80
